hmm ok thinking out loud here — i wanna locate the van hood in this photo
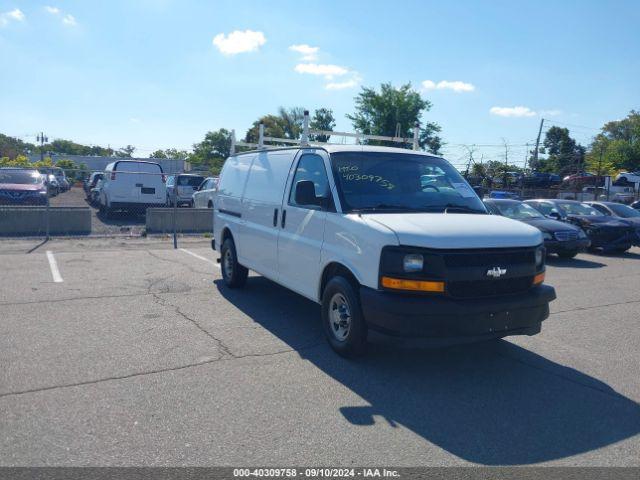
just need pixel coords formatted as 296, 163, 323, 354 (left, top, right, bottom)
363, 213, 542, 249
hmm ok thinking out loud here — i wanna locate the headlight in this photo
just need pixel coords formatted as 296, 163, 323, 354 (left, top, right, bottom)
578, 229, 587, 239
403, 254, 424, 272
542, 232, 553, 240
535, 246, 545, 267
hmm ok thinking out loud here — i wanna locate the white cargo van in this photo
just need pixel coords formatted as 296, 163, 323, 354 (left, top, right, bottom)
99, 160, 167, 216
213, 146, 556, 356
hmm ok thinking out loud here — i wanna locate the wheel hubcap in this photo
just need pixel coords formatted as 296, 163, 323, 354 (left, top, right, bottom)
223, 249, 234, 280
329, 293, 352, 342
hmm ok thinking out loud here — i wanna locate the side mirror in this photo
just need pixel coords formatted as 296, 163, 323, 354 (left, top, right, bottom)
548, 211, 561, 220
295, 180, 321, 207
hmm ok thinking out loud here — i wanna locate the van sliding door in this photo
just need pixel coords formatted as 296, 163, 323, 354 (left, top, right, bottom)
276, 151, 331, 300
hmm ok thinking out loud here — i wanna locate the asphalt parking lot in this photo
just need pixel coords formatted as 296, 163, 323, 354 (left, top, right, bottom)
1, 237, 640, 466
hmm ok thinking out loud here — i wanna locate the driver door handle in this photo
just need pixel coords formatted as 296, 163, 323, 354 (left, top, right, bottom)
281, 209, 287, 228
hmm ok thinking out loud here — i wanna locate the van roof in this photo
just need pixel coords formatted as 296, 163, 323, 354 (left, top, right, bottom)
232, 144, 442, 158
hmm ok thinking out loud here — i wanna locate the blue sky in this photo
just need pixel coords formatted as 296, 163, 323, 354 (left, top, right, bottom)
1, 0, 638, 167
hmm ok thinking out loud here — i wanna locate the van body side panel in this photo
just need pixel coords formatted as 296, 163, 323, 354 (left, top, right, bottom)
319, 213, 399, 299
215, 154, 254, 261
240, 151, 297, 279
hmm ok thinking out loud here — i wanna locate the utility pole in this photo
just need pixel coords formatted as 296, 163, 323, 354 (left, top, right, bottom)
532, 118, 544, 171
37, 132, 48, 162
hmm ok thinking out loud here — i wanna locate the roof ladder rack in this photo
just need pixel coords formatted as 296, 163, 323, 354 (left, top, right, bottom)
230, 111, 421, 154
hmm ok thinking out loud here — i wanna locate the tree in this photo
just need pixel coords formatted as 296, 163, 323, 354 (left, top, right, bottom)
191, 128, 232, 174
245, 115, 288, 144
278, 107, 306, 140
0, 134, 35, 158
347, 82, 442, 154
310, 108, 336, 143
586, 110, 640, 173
115, 145, 136, 158
149, 148, 190, 160
537, 127, 585, 176
150, 150, 168, 159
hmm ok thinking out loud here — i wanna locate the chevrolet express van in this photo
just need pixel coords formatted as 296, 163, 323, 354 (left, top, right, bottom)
99, 160, 167, 216
213, 146, 556, 356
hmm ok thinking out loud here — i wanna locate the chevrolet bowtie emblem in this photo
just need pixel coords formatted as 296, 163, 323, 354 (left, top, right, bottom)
486, 267, 507, 278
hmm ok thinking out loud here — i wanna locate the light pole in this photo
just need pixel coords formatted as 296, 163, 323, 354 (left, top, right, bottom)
36, 132, 48, 162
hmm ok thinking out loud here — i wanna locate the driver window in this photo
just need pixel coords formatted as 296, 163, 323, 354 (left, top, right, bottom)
289, 154, 331, 210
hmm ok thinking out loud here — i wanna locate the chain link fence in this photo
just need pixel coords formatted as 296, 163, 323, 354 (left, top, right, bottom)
3, 162, 640, 242
0, 164, 217, 246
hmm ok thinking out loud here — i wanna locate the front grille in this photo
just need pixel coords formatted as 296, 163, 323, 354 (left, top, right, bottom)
443, 249, 534, 267
448, 276, 534, 299
0, 190, 29, 200
554, 230, 578, 241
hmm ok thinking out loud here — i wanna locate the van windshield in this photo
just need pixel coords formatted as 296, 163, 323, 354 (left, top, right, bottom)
330, 152, 486, 214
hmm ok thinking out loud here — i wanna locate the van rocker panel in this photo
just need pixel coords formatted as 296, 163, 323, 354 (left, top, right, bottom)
360, 284, 556, 338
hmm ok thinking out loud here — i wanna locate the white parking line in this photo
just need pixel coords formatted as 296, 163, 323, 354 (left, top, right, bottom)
179, 248, 220, 268
46, 251, 64, 283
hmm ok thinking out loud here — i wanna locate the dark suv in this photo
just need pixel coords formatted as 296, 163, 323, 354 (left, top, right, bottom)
0, 168, 49, 205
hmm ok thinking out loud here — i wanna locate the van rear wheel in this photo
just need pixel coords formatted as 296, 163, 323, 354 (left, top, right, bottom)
220, 238, 248, 288
321, 276, 367, 357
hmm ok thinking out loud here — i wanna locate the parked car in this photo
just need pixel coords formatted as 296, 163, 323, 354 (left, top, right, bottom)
615, 171, 640, 186
491, 171, 523, 187
586, 202, 640, 239
192, 176, 218, 208
98, 160, 167, 216
214, 145, 555, 357
489, 190, 520, 200
0, 168, 49, 205
522, 172, 562, 188
84, 172, 104, 198
525, 199, 637, 253
484, 199, 590, 258
89, 179, 104, 205
166, 174, 206, 207
46, 174, 60, 196
39, 167, 70, 192
557, 186, 635, 203
84, 172, 104, 194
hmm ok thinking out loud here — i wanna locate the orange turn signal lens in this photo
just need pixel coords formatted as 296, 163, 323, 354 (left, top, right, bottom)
533, 272, 545, 285
381, 276, 445, 292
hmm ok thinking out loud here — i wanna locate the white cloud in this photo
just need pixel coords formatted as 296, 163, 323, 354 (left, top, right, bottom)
294, 63, 348, 79
0, 8, 25, 26
490, 106, 537, 118
325, 79, 358, 90
62, 14, 77, 26
45, 6, 60, 15
289, 44, 319, 61
212, 30, 266, 55
422, 79, 475, 92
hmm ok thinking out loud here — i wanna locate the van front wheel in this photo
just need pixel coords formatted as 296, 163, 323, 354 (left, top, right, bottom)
322, 276, 367, 357
220, 238, 248, 288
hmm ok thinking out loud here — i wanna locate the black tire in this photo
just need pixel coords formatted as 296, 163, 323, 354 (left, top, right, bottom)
615, 246, 631, 253
321, 276, 367, 357
207, 200, 213, 209
220, 238, 248, 288
557, 250, 578, 259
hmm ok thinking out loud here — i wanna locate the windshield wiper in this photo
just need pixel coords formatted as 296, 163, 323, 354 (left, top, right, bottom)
351, 204, 424, 213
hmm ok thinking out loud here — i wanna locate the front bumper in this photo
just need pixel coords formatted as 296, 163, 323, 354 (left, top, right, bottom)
544, 238, 591, 254
360, 284, 556, 338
